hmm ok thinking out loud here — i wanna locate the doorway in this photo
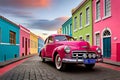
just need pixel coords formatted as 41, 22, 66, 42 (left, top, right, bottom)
103, 29, 111, 58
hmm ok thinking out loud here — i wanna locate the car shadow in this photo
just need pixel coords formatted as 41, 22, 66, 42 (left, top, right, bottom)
41, 61, 101, 73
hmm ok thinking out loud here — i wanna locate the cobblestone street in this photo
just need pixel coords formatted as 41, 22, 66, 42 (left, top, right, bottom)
0, 56, 120, 80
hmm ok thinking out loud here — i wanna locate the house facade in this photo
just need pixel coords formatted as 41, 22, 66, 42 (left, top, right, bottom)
57, 27, 62, 34
72, 0, 93, 45
38, 36, 44, 54
93, 0, 120, 61
30, 32, 38, 54
62, 17, 72, 36
0, 16, 20, 62
19, 25, 30, 57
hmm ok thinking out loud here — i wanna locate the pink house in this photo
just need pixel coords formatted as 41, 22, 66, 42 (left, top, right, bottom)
19, 25, 30, 57
93, 0, 120, 62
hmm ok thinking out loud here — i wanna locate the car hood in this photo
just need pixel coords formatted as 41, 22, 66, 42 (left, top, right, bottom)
56, 41, 90, 50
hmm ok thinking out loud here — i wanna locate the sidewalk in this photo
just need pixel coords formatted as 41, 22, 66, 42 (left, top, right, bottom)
0, 54, 37, 68
103, 58, 120, 66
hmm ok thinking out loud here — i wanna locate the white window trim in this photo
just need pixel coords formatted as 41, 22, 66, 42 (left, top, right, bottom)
74, 16, 77, 31
85, 6, 90, 26
95, 32, 100, 46
73, 29, 78, 32
80, 12, 83, 29
79, 36, 83, 39
102, 0, 111, 20
94, 31, 100, 45
95, 0, 101, 22
101, 27, 112, 55
86, 34, 90, 42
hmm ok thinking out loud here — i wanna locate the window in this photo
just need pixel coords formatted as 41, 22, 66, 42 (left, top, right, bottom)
70, 24, 72, 35
104, 0, 111, 17
86, 35, 90, 42
80, 13, 82, 28
96, 0, 100, 20
80, 36, 83, 40
10, 31, 16, 44
74, 17, 77, 30
22, 37, 24, 48
86, 7, 90, 25
0, 28, 1, 43
103, 29, 111, 37
96, 33, 100, 46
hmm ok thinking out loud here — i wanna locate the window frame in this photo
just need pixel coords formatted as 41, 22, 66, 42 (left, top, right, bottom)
74, 16, 77, 31
9, 31, 16, 44
103, 0, 111, 19
80, 12, 82, 29
86, 7, 90, 26
96, 0, 101, 20
86, 34, 90, 42
95, 33, 100, 46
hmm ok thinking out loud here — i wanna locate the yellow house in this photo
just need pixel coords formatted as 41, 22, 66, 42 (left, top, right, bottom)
30, 32, 38, 54
57, 27, 62, 34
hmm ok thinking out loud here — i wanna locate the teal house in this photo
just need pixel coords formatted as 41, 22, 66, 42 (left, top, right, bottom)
72, 0, 93, 45
0, 16, 20, 62
62, 17, 72, 36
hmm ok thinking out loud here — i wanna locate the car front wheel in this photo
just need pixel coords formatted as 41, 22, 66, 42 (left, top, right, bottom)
55, 54, 66, 71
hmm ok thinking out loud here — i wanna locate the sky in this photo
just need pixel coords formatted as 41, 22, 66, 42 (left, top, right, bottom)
0, 0, 82, 36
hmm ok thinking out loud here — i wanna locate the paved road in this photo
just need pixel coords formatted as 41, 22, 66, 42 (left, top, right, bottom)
0, 56, 120, 80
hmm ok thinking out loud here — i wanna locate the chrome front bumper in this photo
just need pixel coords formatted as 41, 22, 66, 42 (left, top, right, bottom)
62, 58, 103, 64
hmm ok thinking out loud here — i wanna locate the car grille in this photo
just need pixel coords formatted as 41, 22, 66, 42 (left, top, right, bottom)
72, 51, 96, 59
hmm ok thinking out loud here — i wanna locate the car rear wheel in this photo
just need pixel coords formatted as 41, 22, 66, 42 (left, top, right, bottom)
55, 54, 66, 71
85, 64, 95, 70
41, 56, 46, 62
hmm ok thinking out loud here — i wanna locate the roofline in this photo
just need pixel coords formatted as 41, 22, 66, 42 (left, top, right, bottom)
0, 15, 19, 28
71, 0, 88, 14
19, 24, 30, 32
62, 17, 72, 27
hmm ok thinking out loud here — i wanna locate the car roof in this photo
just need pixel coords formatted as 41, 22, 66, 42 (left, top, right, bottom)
48, 34, 72, 37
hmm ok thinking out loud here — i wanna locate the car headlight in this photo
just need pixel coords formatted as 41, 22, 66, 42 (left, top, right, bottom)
64, 46, 71, 53
96, 47, 101, 53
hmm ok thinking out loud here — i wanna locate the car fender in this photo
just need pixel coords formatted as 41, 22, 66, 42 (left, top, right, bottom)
40, 48, 46, 57
52, 45, 66, 62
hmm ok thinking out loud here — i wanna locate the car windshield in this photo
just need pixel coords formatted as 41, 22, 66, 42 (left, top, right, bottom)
55, 35, 74, 41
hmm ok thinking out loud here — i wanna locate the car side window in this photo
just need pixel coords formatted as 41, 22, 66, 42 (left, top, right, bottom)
48, 36, 54, 44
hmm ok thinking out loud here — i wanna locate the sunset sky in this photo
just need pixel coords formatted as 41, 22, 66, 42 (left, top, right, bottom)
0, 0, 82, 36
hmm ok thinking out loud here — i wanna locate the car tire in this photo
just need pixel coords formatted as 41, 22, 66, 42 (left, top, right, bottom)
85, 64, 95, 70
55, 54, 66, 71
41, 57, 46, 62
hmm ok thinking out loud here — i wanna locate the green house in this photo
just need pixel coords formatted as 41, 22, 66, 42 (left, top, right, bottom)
72, 0, 93, 45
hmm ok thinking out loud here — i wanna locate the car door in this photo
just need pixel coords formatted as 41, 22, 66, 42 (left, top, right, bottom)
45, 36, 55, 58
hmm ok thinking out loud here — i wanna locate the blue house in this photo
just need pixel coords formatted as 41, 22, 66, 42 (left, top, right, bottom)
0, 16, 20, 62
62, 17, 72, 36
38, 36, 44, 54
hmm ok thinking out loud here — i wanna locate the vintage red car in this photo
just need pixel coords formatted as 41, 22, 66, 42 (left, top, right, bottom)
39, 34, 103, 71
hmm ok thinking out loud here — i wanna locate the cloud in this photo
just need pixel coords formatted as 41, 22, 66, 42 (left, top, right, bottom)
0, 0, 51, 8
0, 7, 33, 20
28, 17, 69, 31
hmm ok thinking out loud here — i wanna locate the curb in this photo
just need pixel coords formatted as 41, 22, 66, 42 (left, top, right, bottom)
0, 54, 37, 68
102, 61, 120, 67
